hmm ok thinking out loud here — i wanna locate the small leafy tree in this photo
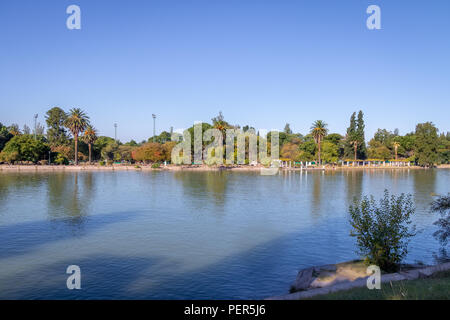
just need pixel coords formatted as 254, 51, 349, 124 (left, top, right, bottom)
131, 142, 165, 163
0, 134, 49, 164
431, 194, 450, 246
349, 190, 416, 272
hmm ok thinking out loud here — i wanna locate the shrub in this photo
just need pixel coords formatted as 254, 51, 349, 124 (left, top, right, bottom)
349, 190, 416, 272
260, 157, 272, 167
54, 154, 69, 165
151, 162, 160, 169
204, 156, 222, 166
0, 150, 19, 163
99, 160, 106, 166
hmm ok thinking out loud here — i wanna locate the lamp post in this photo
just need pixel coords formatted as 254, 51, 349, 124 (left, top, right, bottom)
114, 123, 117, 142
34, 114, 38, 140
152, 114, 156, 142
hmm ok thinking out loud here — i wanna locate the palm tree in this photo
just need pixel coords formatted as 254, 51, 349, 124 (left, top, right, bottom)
351, 140, 358, 161
65, 108, 89, 165
392, 141, 400, 160
310, 120, 328, 165
82, 125, 97, 164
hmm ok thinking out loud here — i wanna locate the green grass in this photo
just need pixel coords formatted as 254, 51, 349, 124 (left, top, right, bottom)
309, 270, 450, 300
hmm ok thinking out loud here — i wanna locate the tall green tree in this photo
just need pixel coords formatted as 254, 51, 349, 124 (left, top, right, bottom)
344, 112, 357, 158
437, 132, 450, 164
310, 120, 328, 165
367, 140, 391, 160
0, 123, 13, 151
414, 122, 438, 167
45, 107, 68, 146
93, 136, 116, 160
356, 111, 367, 159
284, 123, 293, 134
65, 108, 90, 165
148, 131, 171, 144
82, 125, 98, 164
373, 128, 394, 146
344, 111, 367, 159
321, 141, 339, 163
351, 140, 359, 160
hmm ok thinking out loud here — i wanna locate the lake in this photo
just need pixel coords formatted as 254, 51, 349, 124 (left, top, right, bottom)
0, 169, 448, 299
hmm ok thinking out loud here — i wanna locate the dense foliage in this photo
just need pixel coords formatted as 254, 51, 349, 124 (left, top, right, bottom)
131, 142, 175, 163
46, 107, 68, 147
1, 110, 449, 166
0, 134, 50, 163
349, 190, 416, 272
0, 123, 13, 151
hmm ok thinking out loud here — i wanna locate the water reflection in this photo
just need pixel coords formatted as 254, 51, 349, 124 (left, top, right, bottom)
0, 172, 45, 204
344, 170, 363, 204
413, 169, 437, 211
0, 169, 448, 299
47, 172, 95, 224
311, 172, 323, 217
173, 171, 227, 207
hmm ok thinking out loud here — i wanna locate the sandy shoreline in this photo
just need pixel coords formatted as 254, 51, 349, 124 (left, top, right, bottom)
0, 164, 441, 172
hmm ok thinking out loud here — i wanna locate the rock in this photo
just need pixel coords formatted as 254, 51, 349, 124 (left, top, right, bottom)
292, 267, 315, 291
316, 264, 337, 272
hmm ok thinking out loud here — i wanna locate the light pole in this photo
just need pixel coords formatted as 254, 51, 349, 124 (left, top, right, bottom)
152, 114, 156, 142
34, 114, 38, 140
114, 123, 117, 142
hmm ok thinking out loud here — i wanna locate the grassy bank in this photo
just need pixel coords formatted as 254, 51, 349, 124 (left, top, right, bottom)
309, 270, 450, 300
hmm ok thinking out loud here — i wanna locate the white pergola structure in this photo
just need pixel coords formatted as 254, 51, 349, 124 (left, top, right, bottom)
340, 159, 412, 167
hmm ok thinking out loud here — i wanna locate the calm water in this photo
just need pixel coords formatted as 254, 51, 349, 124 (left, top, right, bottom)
0, 169, 448, 299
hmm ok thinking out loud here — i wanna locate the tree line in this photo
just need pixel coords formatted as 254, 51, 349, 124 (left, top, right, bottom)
0, 108, 449, 167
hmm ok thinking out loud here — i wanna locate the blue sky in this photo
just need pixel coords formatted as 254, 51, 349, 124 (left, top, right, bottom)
0, 0, 449, 142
